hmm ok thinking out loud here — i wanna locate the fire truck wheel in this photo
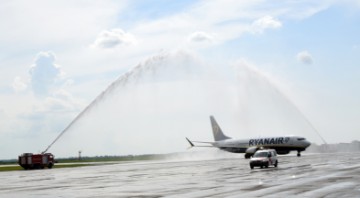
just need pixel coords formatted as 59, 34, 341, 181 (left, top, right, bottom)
48, 163, 53, 169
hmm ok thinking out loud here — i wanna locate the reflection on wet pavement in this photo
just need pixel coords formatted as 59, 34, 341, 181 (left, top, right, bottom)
1, 152, 359, 197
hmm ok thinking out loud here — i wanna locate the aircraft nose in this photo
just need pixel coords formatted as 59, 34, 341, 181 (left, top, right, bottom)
305, 140, 311, 147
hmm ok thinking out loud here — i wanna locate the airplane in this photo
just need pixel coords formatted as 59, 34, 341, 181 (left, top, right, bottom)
186, 116, 311, 158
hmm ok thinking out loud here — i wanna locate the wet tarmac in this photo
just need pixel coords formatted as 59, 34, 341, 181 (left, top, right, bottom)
1, 152, 360, 197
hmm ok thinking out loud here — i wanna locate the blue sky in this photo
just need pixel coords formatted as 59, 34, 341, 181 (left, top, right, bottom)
1, 0, 360, 159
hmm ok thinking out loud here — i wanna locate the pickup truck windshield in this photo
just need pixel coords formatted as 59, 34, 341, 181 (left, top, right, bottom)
254, 152, 268, 157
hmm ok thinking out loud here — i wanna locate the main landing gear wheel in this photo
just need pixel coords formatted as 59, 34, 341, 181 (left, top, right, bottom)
245, 153, 252, 159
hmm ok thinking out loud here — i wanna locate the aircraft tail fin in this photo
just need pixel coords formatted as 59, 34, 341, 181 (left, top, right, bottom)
210, 116, 231, 141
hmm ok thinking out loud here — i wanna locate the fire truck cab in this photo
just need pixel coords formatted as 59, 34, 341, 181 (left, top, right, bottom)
18, 153, 55, 170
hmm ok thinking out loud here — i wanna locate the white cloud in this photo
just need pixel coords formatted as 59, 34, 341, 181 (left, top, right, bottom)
12, 76, 27, 92
296, 50, 313, 64
29, 51, 64, 97
25, 52, 84, 113
251, 15, 282, 33
188, 31, 214, 43
92, 29, 137, 49
40, 89, 84, 113
0, 1, 123, 52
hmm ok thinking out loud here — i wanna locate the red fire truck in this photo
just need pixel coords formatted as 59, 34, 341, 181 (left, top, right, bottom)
18, 153, 55, 170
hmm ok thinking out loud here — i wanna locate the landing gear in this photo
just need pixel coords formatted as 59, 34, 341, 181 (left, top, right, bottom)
297, 151, 301, 157
245, 153, 252, 159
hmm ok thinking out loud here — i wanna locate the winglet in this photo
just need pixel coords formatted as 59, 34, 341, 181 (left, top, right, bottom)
186, 137, 194, 148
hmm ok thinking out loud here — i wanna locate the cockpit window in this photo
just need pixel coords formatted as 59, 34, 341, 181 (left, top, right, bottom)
297, 138, 305, 141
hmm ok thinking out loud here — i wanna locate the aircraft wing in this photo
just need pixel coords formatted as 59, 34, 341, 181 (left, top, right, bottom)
186, 137, 215, 148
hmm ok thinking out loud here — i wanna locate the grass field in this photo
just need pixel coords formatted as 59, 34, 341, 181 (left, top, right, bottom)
0, 154, 163, 172
0, 163, 101, 172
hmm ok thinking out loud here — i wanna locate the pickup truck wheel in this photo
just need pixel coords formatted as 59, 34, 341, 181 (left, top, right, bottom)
274, 161, 278, 167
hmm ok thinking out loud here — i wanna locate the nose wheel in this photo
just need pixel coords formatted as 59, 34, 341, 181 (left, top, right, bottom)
297, 151, 301, 157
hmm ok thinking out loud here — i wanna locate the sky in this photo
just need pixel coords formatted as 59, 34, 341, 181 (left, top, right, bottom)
1, 0, 360, 159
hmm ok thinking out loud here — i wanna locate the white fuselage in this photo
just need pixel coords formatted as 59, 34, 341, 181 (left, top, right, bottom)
212, 136, 311, 154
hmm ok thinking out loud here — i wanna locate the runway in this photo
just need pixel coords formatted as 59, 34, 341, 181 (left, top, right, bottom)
1, 151, 359, 197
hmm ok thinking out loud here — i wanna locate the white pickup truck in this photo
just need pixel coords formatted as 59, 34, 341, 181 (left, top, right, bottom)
249, 149, 278, 169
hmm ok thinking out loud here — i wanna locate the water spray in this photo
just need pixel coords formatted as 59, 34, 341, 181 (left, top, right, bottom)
236, 62, 328, 145
42, 53, 169, 154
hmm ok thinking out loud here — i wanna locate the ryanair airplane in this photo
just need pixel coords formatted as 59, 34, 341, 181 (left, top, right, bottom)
186, 116, 311, 158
